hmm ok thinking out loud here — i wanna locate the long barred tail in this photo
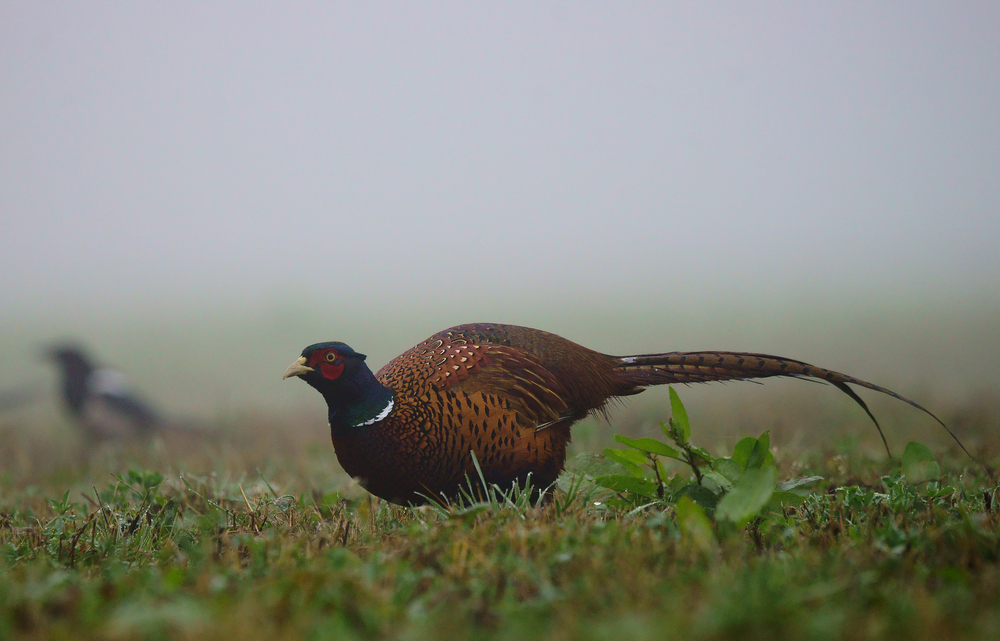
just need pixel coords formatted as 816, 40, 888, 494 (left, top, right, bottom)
613, 351, 973, 462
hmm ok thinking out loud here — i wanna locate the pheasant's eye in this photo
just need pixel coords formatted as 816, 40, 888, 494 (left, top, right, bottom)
325, 352, 337, 362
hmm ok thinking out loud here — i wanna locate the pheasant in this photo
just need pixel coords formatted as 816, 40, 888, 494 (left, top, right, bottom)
47, 344, 160, 440
283, 323, 966, 505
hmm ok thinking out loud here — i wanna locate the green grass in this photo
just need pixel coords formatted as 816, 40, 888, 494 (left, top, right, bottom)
1, 398, 998, 641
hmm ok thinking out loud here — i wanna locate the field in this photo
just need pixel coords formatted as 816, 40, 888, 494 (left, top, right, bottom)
1, 386, 998, 641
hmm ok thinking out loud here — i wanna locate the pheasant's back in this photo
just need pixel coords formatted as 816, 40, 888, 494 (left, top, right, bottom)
375, 323, 628, 414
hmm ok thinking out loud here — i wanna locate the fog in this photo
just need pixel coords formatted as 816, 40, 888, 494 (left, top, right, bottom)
2, 3, 998, 429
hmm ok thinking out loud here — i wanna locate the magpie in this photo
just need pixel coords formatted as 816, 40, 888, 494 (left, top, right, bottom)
47, 344, 160, 439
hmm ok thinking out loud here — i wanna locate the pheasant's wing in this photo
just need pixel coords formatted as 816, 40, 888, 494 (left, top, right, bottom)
376, 326, 575, 425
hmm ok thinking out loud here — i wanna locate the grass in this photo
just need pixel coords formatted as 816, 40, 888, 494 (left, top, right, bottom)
1, 395, 998, 641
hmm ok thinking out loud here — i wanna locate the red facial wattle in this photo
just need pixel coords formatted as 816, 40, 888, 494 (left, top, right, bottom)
308, 350, 345, 381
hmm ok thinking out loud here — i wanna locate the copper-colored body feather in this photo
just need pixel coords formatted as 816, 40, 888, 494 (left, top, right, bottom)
287, 323, 963, 505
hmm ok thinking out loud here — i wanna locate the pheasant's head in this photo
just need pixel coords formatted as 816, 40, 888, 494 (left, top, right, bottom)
282, 342, 369, 392
283, 342, 393, 429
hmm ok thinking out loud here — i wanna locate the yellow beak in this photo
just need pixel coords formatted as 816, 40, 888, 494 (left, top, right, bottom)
282, 356, 314, 380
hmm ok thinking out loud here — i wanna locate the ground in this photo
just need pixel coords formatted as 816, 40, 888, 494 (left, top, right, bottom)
1, 394, 997, 641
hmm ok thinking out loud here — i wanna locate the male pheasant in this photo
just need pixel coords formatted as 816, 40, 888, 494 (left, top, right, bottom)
284, 323, 964, 506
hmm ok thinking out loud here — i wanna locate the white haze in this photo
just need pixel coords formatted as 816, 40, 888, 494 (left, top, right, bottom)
1, 3, 998, 425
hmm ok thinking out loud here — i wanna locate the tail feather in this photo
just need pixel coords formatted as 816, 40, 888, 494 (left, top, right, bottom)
614, 351, 973, 463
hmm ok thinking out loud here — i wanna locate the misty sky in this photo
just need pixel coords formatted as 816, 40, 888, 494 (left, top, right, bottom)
3, 1, 998, 321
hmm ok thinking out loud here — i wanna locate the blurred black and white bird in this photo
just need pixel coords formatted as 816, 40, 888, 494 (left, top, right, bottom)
47, 344, 160, 439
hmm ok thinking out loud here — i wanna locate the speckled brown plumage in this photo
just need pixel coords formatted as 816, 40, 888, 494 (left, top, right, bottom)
284, 323, 963, 505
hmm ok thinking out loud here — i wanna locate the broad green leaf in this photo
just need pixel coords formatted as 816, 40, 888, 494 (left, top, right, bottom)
655, 459, 670, 485
604, 447, 647, 467
731, 437, 756, 470
688, 445, 714, 466
926, 485, 956, 499
603, 448, 647, 477
594, 474, 660, 498
668, 474, 689, 492
712, 458, 743, 484
675, 495, 717, 552
745, 432, 772, 470
715, 465, 777, 524
901, 441, 941, 484
702, 470, 734, 493
669, 387, 691, 445
676, 483, 719, 511
777, 476, 824, 492
764, 490, 808, 513
614, 434, 680, 458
